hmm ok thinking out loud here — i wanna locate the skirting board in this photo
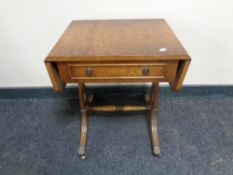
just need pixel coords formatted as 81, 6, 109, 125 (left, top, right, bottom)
0, 85, 232, 99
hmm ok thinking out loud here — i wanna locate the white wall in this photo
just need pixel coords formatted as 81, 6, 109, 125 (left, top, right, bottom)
0, 0, 233, 87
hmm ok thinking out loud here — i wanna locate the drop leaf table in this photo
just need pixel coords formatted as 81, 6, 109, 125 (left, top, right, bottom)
45, 19, 191, 159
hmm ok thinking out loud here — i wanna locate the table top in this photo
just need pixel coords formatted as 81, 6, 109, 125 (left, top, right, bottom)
45, 19, 190, 62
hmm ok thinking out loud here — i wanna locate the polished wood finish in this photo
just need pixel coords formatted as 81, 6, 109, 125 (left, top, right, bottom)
89, 105, 150, 112
150, 83, 160, 156
57, 61, 179, 83
45, 62, 65, 92
170, 60, 191, 91
45, 19, 191, 159
69, 63, 166, 78
78, 83, 88, 159
86, 93, 150, 112
45, 19, 190, 62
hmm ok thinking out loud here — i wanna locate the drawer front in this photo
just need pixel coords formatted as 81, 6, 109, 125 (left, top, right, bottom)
57, 61, 178, 82
68, 63, 166, 79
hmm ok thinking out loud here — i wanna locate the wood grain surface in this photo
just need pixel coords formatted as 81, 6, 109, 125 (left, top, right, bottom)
45, 19, 190, 62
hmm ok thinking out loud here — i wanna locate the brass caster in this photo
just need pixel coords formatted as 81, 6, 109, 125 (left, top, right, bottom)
78, 146, 86, 160
153, 146, 161, 157
80, 154, 86, 160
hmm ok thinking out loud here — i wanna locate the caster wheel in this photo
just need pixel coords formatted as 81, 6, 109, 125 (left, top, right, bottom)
153, 152, 161, 157
78, 146, 86, 159
80, 154, 86, 160
153, 146, 161, 157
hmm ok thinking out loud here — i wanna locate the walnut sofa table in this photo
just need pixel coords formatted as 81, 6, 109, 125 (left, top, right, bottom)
45, 19, 191, 159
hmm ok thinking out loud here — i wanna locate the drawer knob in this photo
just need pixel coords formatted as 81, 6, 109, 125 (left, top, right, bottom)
85, 68, 93, 77
143, 67, 150, 76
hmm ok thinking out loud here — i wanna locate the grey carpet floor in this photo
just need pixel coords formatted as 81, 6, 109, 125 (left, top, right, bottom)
0, 93, 233, 175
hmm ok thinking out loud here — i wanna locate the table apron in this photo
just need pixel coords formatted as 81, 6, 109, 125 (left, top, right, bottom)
57, 61, 179, 83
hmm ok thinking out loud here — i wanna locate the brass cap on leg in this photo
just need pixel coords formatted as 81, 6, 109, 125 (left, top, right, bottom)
153, 146, 161, 157
78, 146, 86, 160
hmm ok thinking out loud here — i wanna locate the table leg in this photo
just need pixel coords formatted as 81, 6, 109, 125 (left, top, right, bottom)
78, 83, 88, 159
150, 83, 161, 156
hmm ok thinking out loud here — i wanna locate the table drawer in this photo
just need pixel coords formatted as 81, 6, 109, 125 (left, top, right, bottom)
69, 63, 166, 78
57, 62, 178, 82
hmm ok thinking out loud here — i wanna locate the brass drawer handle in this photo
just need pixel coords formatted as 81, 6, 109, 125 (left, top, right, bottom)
143, 67, 150, 76
85, 67, 93, 77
